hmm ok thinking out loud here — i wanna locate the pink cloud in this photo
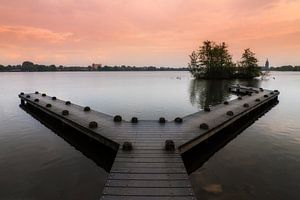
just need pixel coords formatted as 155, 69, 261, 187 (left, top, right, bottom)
0, 0, 299, 66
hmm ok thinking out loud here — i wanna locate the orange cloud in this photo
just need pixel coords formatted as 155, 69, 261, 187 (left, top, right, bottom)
0, 25, 75, 43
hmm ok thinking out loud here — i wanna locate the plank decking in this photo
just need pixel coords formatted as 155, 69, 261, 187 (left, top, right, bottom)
19, 86, 279, 200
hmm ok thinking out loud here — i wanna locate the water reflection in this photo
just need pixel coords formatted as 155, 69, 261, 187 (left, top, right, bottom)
183, 99, 279, 174
189, 79, 231, 108
1, 71, 297, 200
189, 78, 262, 109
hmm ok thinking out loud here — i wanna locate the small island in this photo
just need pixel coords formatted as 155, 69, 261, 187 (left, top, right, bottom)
188, 40, 261, 79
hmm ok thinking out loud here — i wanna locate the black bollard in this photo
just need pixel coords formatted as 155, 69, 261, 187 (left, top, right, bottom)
84, 106, 91, 112
174, 117, 183, 123
131, 117, 138, 123
204, 106, 210, 112
122, 142, 133, 151
114, 115, 122, 122
89, 121, 98, 128
165, 140, 175, 151
62, 110, 69, 116
243, 103, 249, 108
226, 111, 234, 116
200, 123, 209, 130
159, 117, 166, 124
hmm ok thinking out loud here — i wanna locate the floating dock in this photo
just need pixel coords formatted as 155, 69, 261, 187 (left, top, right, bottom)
19, 86, 279, 200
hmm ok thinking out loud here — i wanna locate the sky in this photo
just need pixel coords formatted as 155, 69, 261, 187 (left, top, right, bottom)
0, 0, 299, 67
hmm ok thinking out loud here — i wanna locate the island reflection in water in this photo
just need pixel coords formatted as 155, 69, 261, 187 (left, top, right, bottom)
189, 78, 261, 109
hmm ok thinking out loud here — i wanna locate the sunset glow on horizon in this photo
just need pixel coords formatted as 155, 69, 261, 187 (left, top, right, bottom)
0, 0, 300, 67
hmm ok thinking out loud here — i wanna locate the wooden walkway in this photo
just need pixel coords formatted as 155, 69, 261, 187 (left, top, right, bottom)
102, 149, 194, 200
18, 86, 279, 200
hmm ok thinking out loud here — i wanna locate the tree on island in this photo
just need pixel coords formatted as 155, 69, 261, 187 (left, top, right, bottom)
238, 48, 260, 78
188, 40, 260, 79
188, 41, 234, 79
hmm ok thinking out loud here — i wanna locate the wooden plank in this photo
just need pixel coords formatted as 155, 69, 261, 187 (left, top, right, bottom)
108, 173, 189, 180
115, 157, 183, 163
102, 187, 194, 196
117, 149, 179, 154
110, 167, 186, 174
100, 196, 196, 200
105, 179, 192, 188
116, 154, 181, 158
112, 162, 185, 168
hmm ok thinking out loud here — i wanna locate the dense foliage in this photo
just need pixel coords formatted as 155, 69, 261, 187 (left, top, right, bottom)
188, 41, 261, 79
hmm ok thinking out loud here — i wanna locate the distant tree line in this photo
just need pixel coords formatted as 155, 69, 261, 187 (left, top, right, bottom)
98, 65, 187, 71
189, 40, 261, 79
270, 65, 300, 71
0, 61, 187, 72
1, 60, 298, 73
0, 61, 57, 72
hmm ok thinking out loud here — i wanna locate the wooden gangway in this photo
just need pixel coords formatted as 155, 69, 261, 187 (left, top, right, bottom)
19, 86, 279, 200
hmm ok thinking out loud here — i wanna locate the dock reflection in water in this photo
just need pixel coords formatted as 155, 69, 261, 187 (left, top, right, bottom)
20, 104, 116, 172
182, 100, 279, 175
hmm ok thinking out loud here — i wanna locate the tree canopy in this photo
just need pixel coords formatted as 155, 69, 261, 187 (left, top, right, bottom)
238, 48, 260, 78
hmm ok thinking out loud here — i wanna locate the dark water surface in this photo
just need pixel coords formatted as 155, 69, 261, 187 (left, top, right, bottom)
0, 71, 299, 199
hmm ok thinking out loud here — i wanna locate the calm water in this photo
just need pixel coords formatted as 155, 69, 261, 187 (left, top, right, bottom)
0, 71, 299, 200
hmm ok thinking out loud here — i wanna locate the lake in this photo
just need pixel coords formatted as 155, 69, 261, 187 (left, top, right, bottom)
0, 71, 299, 200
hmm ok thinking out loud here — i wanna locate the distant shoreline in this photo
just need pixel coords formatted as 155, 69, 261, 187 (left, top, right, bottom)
0, 68, 189, 72
1, 61, 299, 72
0, 61, 188, 72
0, 69, 189, 72
1, 69, 300, 73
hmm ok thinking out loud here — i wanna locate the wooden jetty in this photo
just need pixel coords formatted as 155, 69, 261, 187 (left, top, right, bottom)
18, 86, 279, 200
228, 84, 260, 94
